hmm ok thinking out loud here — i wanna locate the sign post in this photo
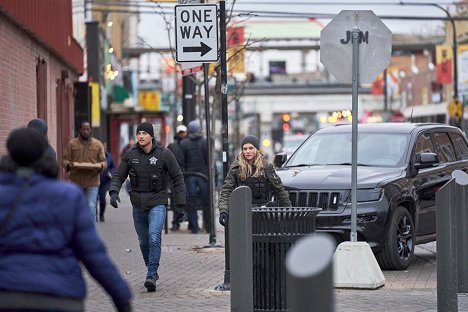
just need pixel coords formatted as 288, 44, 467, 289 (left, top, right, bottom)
320, 10, 392, 242
321, 10, 391, 289
175, 3, 220, 248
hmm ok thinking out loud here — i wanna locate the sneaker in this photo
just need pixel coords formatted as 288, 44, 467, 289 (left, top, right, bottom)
170, 224, 180, 231
144, 277, 157, 292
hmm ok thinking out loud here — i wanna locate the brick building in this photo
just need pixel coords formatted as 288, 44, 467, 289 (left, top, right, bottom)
0, 0, 83, 168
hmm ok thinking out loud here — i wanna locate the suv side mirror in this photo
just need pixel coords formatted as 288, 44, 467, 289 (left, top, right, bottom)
274, 153, 287, 168
414, 152, 439, 170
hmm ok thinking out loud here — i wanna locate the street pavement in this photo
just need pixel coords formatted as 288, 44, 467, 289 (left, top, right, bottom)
84, 191, 468, 312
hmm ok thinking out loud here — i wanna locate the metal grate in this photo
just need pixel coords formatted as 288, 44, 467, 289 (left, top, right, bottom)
298, 192, 308, 206
287, 190, 343, 211
318, 193, 329, 209
252, 207, 321, 312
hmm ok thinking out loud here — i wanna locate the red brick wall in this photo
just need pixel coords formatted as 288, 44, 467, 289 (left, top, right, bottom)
0, 14, 78, 155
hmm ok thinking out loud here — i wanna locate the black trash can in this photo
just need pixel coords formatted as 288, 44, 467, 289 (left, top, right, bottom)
252, 207, 321, 312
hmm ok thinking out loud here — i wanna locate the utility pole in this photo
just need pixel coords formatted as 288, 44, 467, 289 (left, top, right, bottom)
215, 0, 230, 291
182, 75, 196, 124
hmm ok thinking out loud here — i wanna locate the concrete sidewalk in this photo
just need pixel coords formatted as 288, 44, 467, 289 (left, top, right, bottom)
84, 192, 467, 312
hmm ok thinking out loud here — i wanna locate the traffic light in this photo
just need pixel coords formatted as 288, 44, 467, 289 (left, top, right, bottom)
282, 113, 291, 132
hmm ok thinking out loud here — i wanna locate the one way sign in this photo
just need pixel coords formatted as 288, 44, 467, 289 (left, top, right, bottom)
175, 4, 218, 63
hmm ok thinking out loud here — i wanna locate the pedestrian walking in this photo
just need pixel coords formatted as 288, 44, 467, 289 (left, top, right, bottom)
0, 128, 132, 312
121, 137, 135, 158
167, 124, 187, 231
180, 120, 210, 234
62, 121, 107, 222
218, 135, 291, 226
27, 118, 56, 159
121, 137, 135, 194
98, 143, 115, 222
109, 122, 186, 292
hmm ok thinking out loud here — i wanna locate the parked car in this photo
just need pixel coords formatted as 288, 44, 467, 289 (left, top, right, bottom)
274, 123, 468, 270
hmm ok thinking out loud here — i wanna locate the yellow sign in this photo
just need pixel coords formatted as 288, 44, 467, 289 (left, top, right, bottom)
89, 82, 100, 127
139, 91, 160, 111
448, 98, 463, 120
227, 46, 245, 74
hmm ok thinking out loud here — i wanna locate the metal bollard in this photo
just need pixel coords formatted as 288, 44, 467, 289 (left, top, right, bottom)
286, 233, 335, 312
453, 172, 468, 293
458, 182, 468, 292
436, 179, 458, 311
229, 186, 253, 312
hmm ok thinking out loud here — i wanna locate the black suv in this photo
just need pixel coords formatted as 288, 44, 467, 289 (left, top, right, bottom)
274, 123, 468, 270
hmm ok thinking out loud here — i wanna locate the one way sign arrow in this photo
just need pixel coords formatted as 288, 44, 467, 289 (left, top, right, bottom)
183, 42, 212, 57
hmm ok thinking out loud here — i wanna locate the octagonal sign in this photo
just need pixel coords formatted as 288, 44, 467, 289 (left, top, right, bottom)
320, 10, 392, 84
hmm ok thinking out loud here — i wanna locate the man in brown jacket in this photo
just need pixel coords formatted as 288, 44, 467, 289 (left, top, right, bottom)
62, 121, 107, 222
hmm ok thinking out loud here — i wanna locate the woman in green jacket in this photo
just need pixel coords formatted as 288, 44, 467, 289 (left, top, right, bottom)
218, 135, 291, 226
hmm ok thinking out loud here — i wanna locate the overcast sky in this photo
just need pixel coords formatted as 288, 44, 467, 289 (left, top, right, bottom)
138, 0, 454, 48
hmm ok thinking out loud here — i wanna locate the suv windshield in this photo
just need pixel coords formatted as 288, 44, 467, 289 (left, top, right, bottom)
287, 132, 410, 167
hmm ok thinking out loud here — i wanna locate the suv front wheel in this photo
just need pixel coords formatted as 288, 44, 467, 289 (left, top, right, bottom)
377, 206, 415, 270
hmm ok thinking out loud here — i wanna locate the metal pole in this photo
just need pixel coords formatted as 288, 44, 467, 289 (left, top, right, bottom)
182, 75, 196, 123
383, 67, 388, 121
350, 27, 359, 242
436, 179, 458, 311
204, 64, 216, 246
215, 0, 231, 291
229, 187, 253, 312
456, 182, 468, 293
220, 1, 229, 178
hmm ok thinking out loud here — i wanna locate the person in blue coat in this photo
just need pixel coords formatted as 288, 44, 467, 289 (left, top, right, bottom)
0, 128, 132, 312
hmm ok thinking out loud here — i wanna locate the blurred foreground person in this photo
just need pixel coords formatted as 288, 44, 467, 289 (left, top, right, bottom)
27, 118, 56, 159
0, 128, 132, 312
218, 135, 291, 226
109, 122, 186, 292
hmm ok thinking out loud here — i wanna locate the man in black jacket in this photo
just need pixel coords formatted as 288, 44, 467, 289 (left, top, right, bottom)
167, 124, 187, 231
180, 120, 209, 234
109, 122, 186, 292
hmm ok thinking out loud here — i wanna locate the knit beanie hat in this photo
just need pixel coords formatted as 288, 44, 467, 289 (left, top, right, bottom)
188, 120, 201, 134
241, 135, 260, 150
136, 122, 154, 137
7, 128, 47, 166
27, 118, 48, 136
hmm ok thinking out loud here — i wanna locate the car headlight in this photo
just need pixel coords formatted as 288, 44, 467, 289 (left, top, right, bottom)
356, 188, 383, 202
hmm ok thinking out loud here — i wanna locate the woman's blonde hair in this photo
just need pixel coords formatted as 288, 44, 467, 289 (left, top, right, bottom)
238, 148, 265, 181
